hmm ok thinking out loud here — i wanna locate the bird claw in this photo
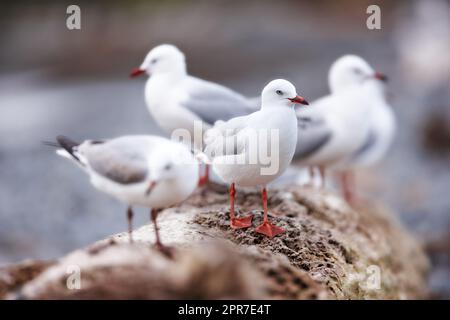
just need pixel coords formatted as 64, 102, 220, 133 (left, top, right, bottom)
230, 215, 253, 229
155, 243, 175, 259
255, 221, 285, 238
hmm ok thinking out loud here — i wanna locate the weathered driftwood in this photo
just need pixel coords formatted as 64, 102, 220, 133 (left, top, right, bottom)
0, 185, 429, 299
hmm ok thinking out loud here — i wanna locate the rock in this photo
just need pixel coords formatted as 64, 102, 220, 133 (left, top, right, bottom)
1, 186, 429, 299
0, 259, 55, 299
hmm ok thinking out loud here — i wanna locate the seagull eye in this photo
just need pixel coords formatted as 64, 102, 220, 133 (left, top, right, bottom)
353, 68, 362, 75
164, 164, 172, 171
151, 58, 158, 64
276, 90, 283, 95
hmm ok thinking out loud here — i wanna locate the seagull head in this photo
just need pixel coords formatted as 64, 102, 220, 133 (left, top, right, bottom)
145, 147, 195, 196
146, 146, 199, 195
329, 55, 388, 93
130, 44, 187, 78
261, 79, 309, 109
145, 159, 177, 196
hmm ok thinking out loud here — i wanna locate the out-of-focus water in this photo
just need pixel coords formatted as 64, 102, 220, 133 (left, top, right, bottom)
0, 0, 449, 297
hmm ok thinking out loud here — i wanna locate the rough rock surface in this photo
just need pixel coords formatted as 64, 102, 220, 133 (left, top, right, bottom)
0, 185, 429, 299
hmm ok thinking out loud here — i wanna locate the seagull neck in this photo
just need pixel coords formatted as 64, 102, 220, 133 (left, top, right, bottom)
330, 82, 361, 95
155, 70, 187, 83
261, 101, 290, 110
359, 81, 387, 106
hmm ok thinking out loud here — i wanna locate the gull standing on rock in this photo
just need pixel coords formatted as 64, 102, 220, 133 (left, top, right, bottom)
204, 79, 309, 238
293, 55, 387, 188
51, 135, 199, 254
130, 44, 257, 184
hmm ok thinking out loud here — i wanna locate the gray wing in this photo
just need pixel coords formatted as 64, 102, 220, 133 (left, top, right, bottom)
83, 140, 148, 184
351, 128, 377, 160
181, 77, 257, 125
295, 113, 332, 159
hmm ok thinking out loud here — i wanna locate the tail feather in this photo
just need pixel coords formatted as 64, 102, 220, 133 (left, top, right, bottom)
41, 135, 80, 162
55, 135, 82, 162
42, 140, 60, 147
56, 149, 74, 160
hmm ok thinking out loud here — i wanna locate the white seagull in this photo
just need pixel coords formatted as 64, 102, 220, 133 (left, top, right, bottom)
52, 135, 199, 253
204, 79, 308, 238
292, 55, 387, 188
337, 73, 395, 202
130, 44, 258, 183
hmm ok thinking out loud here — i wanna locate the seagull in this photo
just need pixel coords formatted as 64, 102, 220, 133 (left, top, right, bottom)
130, 44, 258, 184
337, 77, 396, 203
52, 135, 199, 254
292, 55, 387, 188
204, 79, 308, 238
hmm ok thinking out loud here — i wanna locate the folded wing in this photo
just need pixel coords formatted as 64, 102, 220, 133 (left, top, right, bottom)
181, 77, 257, 125
294, 102, 332, 160
204, 116, 251, 160
82, 139, 149, 185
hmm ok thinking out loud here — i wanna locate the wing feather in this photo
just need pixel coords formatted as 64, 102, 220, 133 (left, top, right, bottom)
83, 141, 148, 185
181, 77, 257, 125
294, 104, 332, 160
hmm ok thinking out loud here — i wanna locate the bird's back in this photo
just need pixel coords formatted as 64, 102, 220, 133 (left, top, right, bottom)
181, 76, 258, 125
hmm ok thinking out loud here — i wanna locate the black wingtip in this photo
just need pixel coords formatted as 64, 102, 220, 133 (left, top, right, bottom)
56, 135, 80, 148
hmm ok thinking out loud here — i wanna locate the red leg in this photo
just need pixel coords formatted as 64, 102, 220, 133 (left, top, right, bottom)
255, 187, 285, 238
308, 166, 315, 180
151, 209, 173, 257
341, 171, 356, 205
127, 206, 134, 243
319, 165, 326, 188
198, 164, 209, 186
308, 166, 316, 186
229, 182, 253, 229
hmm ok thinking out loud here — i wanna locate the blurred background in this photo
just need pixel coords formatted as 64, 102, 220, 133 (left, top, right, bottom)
0, 0, 449, 298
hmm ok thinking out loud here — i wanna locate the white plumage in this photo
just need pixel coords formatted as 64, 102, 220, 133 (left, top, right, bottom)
340, 81, 396, 168
55, 135, 198, 251
204, 79, 308, 237
293, 55, 391, 188
131, 44, 257, 151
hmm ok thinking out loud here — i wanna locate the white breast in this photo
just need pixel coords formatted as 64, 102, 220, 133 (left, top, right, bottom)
212, 108, 298, 187
348, 103, 396, 167
299, 87, 373, 167
144, 77, 208, 151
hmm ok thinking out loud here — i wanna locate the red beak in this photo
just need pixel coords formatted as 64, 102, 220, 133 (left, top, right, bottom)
288, 95, 309, 105
129, 68, 145, 78
374, 72, 388, 82
145, 181, 157, 196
